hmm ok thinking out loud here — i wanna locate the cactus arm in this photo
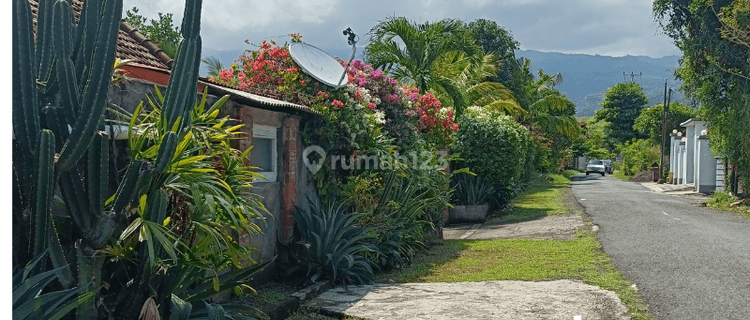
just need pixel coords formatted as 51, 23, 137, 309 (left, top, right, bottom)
87, 132, 109, 217
161, 37, 200, 133
36, 0, 56, 85
72, 0, 102, 88
154, 132, 177, 173
33, 130, 56, 260
110, 159, 144, 214
53, 0, 80, 125
58, 167, 92, 231
12, 0, 40, 154
57, 0, 123, 171
161, 0, 203, 133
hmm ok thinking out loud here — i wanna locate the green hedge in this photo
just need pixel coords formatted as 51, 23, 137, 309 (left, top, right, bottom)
453, 112, 531, 188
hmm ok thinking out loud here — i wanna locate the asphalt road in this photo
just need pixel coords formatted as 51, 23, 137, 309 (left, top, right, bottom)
571, 174, 750, 320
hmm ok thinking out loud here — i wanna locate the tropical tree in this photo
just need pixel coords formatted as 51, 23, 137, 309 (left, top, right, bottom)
365, 16, 482, 117
465, 19, 531, 108
594, 82, 650, 145
124, 7, 182, 57
433, 51, 524, 116
633, 102, 696, 145
654, 0, 750, 192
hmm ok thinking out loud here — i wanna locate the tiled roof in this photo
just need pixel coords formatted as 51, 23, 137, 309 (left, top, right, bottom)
25, 0, 318, 116
27, 0, 172, 70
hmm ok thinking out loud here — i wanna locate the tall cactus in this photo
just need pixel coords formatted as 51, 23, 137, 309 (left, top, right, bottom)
13, 0, 205, 318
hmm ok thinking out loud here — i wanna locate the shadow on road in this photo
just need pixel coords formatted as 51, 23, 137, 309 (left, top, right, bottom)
570, 174, 608, 184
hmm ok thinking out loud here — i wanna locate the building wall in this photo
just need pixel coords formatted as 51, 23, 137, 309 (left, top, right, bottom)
111, 77, 318, 285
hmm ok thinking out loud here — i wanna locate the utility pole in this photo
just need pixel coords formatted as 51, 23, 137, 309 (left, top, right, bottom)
623, 71, 642, 84
658, 80, 672, 183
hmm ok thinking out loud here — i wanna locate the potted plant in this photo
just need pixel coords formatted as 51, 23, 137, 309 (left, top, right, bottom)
449, 175, 495, 223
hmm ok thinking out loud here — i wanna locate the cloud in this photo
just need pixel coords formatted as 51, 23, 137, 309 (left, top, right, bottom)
122, 0, 680, 65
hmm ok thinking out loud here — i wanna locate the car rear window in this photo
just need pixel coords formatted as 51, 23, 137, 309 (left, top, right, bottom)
588, 160, 602, 165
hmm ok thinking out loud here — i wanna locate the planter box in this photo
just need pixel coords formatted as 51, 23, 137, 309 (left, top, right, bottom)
449, 204, 489, 224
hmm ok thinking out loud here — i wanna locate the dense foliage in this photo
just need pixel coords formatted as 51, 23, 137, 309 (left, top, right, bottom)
654, 0, 750, 192
633, 102, 697, 145
619, 139, 661, 176
595, 82, 650, 145
453, 108, 532, 189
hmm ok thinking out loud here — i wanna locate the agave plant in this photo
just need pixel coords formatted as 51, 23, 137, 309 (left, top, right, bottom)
287, 196, 378, 285
452, 174, 496, 205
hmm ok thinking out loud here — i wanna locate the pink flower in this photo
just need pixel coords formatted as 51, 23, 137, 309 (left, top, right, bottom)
368, 102, 375, 110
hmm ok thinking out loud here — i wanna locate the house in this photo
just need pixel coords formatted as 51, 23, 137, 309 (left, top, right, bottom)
28, 0, 320, 281
111, 25, 320, 279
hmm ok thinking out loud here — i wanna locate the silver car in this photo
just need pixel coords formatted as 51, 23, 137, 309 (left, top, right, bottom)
586, 160, 606, 176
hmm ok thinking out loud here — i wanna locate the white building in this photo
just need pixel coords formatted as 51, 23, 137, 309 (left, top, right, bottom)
669, 119, 719, 194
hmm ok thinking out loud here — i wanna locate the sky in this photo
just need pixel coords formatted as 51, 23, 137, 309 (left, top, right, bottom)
122, 0, 682, 66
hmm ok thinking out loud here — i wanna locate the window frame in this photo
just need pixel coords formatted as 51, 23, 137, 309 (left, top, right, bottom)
252, 125, 278, 182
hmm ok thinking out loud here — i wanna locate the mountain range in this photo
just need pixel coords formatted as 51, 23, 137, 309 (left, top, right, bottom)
516, 50, 685, 117
201, 47, 686, 118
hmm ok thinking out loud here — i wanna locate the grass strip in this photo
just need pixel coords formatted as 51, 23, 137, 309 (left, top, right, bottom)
377, 172, 653, 320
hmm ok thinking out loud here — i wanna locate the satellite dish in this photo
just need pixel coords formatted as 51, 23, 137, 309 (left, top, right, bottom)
288, 42, 349, 88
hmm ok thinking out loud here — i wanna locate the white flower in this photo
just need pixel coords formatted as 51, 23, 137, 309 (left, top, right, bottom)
374, 111, 386, 124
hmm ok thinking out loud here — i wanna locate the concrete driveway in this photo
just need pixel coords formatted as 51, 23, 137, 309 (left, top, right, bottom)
314, 280, 628, 320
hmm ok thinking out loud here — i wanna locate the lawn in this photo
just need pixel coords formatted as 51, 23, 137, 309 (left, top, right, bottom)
612, 170, 632, 181
376, 172, 653, 320
487, 171, 576, 224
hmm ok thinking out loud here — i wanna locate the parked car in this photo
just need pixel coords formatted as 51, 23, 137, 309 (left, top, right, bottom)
601, 160, 614, 174
586, 160, 606, 176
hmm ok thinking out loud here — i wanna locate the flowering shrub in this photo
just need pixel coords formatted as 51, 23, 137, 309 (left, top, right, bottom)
413, 92, 458, 148
208, 37, 312, 104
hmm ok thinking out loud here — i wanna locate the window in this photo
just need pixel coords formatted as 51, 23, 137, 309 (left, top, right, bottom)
252, 125, 278, 182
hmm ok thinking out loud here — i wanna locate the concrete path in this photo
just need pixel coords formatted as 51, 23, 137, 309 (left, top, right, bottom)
572, 174, 750, 320
443, 214, 585, 240
315, 280, 628, 320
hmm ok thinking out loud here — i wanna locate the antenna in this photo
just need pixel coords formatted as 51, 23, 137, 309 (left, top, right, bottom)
337, 28, 359, 87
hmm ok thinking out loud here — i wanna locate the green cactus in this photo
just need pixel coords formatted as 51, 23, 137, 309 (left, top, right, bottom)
9, 0, 270, 318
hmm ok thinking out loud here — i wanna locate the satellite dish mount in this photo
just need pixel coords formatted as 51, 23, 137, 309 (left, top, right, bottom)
337, 27, 359, 87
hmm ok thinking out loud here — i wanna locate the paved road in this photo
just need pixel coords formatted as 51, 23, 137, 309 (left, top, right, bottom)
571, 174, 750, 320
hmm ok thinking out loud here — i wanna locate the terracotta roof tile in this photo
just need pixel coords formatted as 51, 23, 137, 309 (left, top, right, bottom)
26, 0, 171, 70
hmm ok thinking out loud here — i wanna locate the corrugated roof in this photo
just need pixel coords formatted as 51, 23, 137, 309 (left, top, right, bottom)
200, 80, 321, 116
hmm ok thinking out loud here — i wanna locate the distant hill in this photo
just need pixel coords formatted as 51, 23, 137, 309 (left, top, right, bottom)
200, 47, 685, 118
516, 50, 685, 117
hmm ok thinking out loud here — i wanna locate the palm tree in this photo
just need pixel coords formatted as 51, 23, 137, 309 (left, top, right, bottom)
433, 51, 525, 117
365, 17, 482, 116
201, 55, 225, 77
522, 70, 579, 138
